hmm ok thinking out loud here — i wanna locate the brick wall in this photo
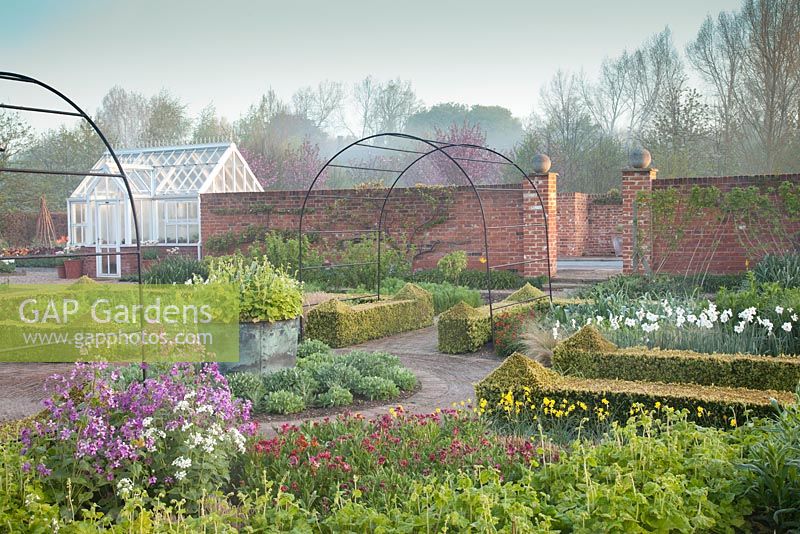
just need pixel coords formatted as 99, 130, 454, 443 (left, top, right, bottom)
557, 192, 588, 257
586, 203, 622, 256
0, 212, 68, 247
200, 181, 558, 277
622, 172, 800, 275
557, 192, 621, 257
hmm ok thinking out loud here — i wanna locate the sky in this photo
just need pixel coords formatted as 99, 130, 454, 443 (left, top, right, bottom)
1, 0, 742, 133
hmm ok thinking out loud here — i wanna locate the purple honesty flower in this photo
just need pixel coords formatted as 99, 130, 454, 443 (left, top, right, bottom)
22, 361, 255, 496
36, 463, 52, 477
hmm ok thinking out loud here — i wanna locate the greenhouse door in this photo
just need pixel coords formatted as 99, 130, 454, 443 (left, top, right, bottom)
95, 200, 121, 277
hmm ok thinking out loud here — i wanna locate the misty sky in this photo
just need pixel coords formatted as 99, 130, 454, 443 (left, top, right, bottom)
2, 0, 741, 132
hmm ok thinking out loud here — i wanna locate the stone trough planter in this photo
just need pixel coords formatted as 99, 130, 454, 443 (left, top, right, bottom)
220, 317, 300, 375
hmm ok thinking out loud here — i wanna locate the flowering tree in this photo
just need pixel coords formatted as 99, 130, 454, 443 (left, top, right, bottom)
241, 140, 324, 190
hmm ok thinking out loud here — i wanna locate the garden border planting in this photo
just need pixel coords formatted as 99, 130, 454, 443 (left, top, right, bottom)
305, 283, 433, 347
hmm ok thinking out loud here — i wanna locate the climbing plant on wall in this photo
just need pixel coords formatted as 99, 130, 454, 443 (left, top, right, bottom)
635, 181, 800, 274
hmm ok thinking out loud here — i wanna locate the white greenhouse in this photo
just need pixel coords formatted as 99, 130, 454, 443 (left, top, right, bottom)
67, 142, 263, 277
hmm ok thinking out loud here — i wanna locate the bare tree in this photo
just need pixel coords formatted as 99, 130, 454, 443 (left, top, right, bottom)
373, 78, 421, 133
96, 86, 150, 148
580, 57, 628, 135
291, 80, 346, 131
621, 28, 684, 142
687, 11, 746, 172
348, 77, 420, 136
738, 0, 800, 171
351, 76, 379, 137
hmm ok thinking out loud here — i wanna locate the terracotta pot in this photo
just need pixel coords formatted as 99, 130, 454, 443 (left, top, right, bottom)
57, 263, 66, 278
63, 259, 83, 279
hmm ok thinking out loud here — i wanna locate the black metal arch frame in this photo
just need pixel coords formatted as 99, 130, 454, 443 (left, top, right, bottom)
0, 71, 143, 280
0, 72, 146, 370
299, 132, 553, 343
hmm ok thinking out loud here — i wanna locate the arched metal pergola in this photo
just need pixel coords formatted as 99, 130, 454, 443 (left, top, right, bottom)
298, 132, 553, 343
0, 71, 143, 282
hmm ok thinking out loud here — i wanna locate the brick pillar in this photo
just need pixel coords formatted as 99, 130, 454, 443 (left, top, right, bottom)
622, 168, 657, 274
522, 173, 558, 278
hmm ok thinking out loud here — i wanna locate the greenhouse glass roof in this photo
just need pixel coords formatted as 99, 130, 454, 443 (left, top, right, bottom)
69, 142, 263, 199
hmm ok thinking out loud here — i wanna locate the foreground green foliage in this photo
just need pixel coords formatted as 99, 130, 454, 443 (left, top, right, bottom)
8, 401, 800, 532
753, 252, 800, 289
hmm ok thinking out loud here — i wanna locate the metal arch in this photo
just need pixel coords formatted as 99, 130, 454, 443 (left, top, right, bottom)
370, 135, 498, 330
0, 72, 145, 370
298, 132, 554, 346
0, 72, 143, 282
431, 142, 555, 303
299, 133, 490, 300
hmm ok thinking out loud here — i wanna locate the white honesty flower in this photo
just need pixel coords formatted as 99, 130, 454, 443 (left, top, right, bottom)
172, 456, 192, 470
175, 470, 187, 481
197, 404, 214, 415
174, 400, 190, 412
116, 478, 134, 498
228, 428, 246, 453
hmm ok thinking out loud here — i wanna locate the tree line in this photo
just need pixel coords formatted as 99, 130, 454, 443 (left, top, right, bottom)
0, 0, 798, 208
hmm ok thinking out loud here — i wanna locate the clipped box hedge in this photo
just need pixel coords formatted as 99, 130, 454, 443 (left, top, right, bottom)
306, 283, 433, 348
554, 326, 800, 392
438, 284, 561, 354
475, 352, 795, 428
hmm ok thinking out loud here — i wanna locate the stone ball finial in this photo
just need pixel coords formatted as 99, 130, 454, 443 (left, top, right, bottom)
629, 147, 652, 169
532, 154, 551, 174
